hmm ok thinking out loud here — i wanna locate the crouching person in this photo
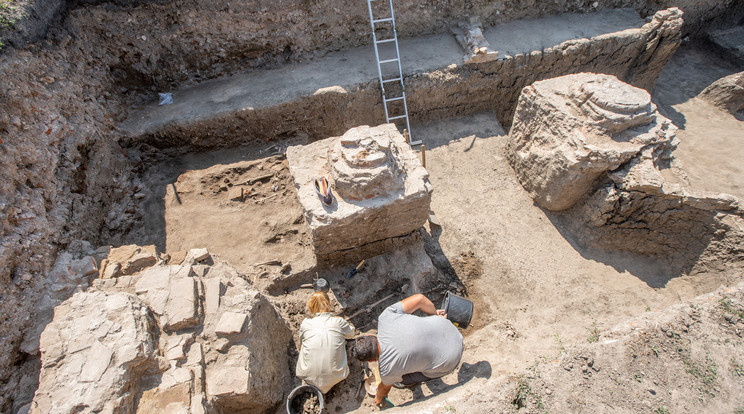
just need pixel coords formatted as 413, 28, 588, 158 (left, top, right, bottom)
352, 294, 463, 406
296, 291, 355, 393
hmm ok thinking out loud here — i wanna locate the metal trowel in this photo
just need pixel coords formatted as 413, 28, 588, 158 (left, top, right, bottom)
345, 259, 366, 280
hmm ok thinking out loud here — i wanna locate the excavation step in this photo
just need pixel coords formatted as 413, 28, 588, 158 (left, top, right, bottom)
121, 8, 676, 153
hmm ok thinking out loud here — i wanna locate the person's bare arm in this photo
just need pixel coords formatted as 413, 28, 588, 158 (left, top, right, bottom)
374, 382, 393, 406
399, 294, 438, 315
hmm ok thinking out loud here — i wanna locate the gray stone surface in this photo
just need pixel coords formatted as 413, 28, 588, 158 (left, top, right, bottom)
30, 291, 160, 414
202, 275, 291, 413
699, 71, 744, 114
288, 124, 431, 261
215, 312, 247, 335
507, 73, 677, 211
163, 277, 199, 332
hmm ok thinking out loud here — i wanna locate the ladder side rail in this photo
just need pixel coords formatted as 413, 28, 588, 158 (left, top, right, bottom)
388, 0, 413, 142
368, 0, 392, 122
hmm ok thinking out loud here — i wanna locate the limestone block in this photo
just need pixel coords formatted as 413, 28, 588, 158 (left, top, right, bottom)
187, 248, 211, 263
163, 333, 194, 362
287, 124, 432, 259
164, 277, 199, 331
31, 291, 159, 414
206, 366, 250, 397
215, 312, 247, 335
699, 71, 744, 115
227, 187, 243, 201
185, 342, 204, 366
507, 73, 677, 211
203, 278, 223, 315
104, 244, 159, 277
203, 274, 291, 413
135, 266, 171, 294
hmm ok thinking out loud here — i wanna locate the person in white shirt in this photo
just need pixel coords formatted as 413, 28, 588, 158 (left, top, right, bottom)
295, 291, 355, 393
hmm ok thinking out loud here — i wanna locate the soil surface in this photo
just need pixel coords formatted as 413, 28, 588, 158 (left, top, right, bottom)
119, 41, 744, 413
290, 392, 320, 414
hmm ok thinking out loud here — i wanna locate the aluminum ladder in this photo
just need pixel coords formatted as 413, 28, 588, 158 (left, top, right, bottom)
366, 0, 419, 145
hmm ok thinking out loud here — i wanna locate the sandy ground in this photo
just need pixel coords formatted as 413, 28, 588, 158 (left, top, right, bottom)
128, 42, 744, 412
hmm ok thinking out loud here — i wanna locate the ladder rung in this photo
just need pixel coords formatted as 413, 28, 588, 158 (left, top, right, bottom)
373, 17, 393, 24
385, 97, 404, 103
388, 115, 407, 120
379, 58, 399, 64
375, 38, 396, 44
382, 77, 402, 83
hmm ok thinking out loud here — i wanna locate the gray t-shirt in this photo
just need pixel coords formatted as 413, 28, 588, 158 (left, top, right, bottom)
377, 302, 463, 385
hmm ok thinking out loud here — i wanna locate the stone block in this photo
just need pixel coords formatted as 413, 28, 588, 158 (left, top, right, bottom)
135, 266, 171, 294
215, 312, 247, 335
33, 291, 159, 413
188, 248, 210, 263
203, 278, 223, 315
227, 187, 243, 201
101, 261, 121, 279
104, 244, 159, 277
287, 124, 432, 260
507, 73, 677, 211
164, 278, 199, 331
206, 366, 249, 397
699, 71, 744, 115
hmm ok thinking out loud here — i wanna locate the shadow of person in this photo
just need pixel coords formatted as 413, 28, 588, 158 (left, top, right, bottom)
457, 361, 492, 383
396, 361, 493, 408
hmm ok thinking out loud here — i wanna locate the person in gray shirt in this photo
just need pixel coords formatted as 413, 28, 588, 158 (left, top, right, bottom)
352, 294, 463, 406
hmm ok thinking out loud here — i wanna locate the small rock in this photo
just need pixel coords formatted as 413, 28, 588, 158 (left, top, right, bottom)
227, 187, 243, 201
188, 248, 210, 263
215, 312, 247, 335
214, 338, 230, 353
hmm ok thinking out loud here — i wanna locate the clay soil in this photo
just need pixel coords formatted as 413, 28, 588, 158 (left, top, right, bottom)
115, 42, 744, 413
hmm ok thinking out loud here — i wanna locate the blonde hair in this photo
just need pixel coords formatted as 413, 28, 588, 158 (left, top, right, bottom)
307, 291, 331, 314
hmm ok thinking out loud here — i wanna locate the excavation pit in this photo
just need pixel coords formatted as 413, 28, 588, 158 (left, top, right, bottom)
3, 2, 744, 414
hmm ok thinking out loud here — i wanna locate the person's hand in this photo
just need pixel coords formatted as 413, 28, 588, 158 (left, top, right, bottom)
436, 309, 447, 318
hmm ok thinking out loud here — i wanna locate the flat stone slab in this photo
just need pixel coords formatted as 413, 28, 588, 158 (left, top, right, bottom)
164, 277, 199, 331
287, 124, 431, 259
215, 312, 247, 335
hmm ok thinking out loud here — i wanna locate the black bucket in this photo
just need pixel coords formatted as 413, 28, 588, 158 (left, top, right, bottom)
441, 292, 474, 329
286, 384, 325, 414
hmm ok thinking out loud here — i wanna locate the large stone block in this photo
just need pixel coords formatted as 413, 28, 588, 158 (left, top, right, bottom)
203, 276, 291, 413
31, 291, 160, 414
287, 124, 432, 260
507, 73, 677, 211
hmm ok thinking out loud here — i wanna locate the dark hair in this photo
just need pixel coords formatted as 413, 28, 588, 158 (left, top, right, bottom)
352, 335, 379, 361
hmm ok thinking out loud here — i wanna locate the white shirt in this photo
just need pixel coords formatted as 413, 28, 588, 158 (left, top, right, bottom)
295, 313, 355, 393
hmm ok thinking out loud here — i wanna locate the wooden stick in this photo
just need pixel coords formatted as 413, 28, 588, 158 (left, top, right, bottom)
346, 293, 396, 319
421, 144, 426, 168
403, 129, 409, 144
